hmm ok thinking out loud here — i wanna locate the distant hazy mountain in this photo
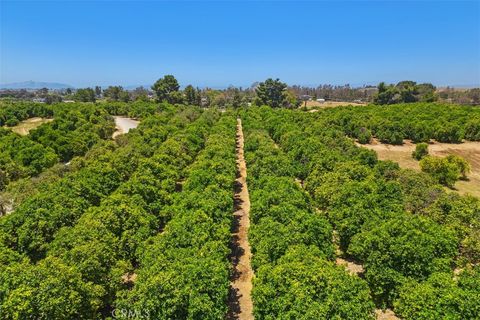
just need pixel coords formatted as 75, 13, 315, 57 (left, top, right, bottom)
0, 81, 74, 89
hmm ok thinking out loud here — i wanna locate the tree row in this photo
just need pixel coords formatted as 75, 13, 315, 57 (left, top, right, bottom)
241, 109, 376, 319
258, 106, 479, 319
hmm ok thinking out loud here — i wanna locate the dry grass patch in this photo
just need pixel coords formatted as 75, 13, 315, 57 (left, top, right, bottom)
305, 100, 366, 110
357, 139, 480, 198
7, 117, 53, 136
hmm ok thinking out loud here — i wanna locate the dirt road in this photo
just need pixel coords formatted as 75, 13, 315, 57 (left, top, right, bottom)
227, 118, 254, 320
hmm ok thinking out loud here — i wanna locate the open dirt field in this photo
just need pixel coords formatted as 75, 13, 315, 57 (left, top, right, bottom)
7, 117, 53, 135
305, 100, 366, 110
112, 116, 139, 138
358, 139, 480, 198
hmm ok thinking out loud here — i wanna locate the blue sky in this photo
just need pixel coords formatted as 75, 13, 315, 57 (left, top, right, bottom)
1, 1, 479, 88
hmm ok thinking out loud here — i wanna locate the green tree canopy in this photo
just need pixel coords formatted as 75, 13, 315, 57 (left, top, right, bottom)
74, 88, 96, 102
103, 86, 124, 101
419, 155, 471, 187
152, 75, 180, 103
184, 84, 200, 106
412, 142, 429, 160
254, 78, 288, 108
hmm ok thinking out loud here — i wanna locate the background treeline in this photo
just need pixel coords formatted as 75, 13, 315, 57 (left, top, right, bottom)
290, 84, 376, 102
251, 106, 479, 319
3, 76, 479, 106
373, 81, 437, 104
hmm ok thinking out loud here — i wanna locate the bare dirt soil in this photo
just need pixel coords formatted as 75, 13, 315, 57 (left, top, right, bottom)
335, 257, 365, 276
358, 139, 480, 198
375, 309, 400, 320
7, 117, 53, 135
333, 231, 365, 276
112, 116, 139, 138
227, 118, 254, 320
305, 100, 366, 110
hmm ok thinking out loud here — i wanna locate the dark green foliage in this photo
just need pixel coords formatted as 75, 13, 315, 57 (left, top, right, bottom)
0, 257, 104, 319
151, 75, 181, 103
376, 121, 404, 145
464, 118, 480, 140
253, 246, 375, 319
0, 102, 116, 189
254, 78, 289, 108
357, 127, 372, 144
320, 102, 479, 143
0, 101, 54, 126
409, 121, 432, 143
0, 106, 222, 317
373, 81, 436, 105
420, 155, 471, 187
348, 214, 458, 306
245, 105, 479, 316
184, 84, 201, 106
435, 123, 463, 143
29, 105, 115, 161
412, 142, 429, 160
116, 115, 237, 319
242, 110, 376, 318
422, 193, 480, 264
395, 169, 444, 214
374, 82, 396, 105
74, 88, 96, 102
304, 160, 404, 250
104, 86, 122, 100
4, 118, 19, 126
1, 101, 479, 318
394, 268, 480, 319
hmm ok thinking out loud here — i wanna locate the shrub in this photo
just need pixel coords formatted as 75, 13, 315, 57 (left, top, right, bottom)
253, 247, 375, 319
394, 268, 480, 320
5, 118, 19, 127
445, 154, 471, 180
412, 142, 429, 160
377, 129, 404, 145
357, 127, 372, 144
348, 214, 458, 307
464, 119, 480, 141
435, 123, 463, 143
419, 155, 467, 187
410, 122, 432, 143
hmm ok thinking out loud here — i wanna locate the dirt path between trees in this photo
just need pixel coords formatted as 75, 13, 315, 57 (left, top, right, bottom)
333, 231, 400, 319
227, 119, 254, 320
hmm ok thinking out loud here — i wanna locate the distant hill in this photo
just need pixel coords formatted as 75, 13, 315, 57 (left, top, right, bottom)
0, 81, 74, 90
